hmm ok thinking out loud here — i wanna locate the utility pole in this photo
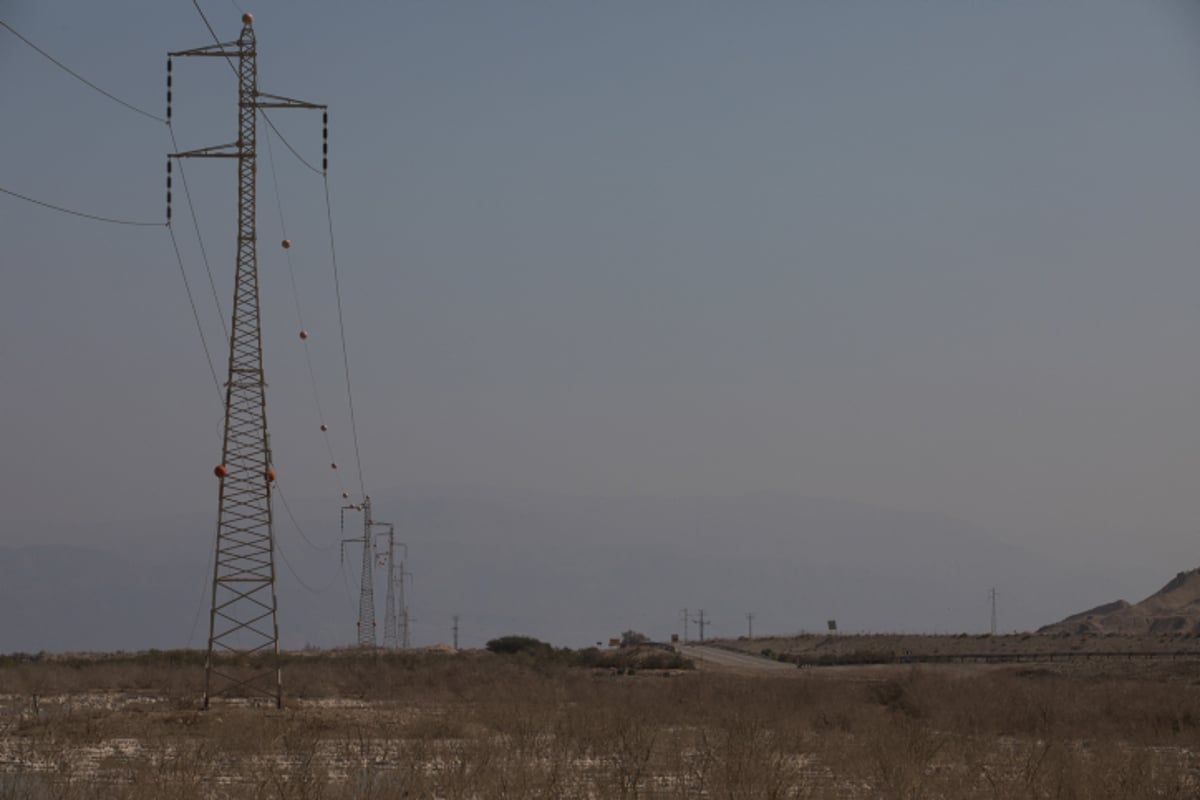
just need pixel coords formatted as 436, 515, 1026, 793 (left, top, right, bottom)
452, 615, 460, 650
989, 587, 998, 636
680, 608, 690, 643
746, 612, 754, 639
341, 497, 392, 648
171, 13, 324, 710
697, 610, 707, 642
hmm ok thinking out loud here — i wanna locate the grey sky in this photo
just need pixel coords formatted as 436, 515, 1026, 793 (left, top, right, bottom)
4, 1, 1200, 647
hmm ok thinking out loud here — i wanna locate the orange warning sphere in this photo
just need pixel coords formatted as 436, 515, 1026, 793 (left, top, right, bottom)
299, 330, 309, 340
267, 469, 277, 482
331, 462, 338, 470
342, 491, 350, 499
281, 239, 291, 250
242, 13, 254, 25
320, 423, 328, 432
214, 465, 227, 479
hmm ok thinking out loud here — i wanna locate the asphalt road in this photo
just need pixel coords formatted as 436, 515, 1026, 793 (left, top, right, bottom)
677, 644, 797, 672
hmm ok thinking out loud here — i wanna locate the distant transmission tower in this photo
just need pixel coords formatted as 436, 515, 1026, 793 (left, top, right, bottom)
400, 567, 414, 648
170, 13, 324, 709
990, 587, 998, 635
452, 615, 460, 650
378, 527, 406, 649
341, 496, 391, 647
697, 609, 707, 642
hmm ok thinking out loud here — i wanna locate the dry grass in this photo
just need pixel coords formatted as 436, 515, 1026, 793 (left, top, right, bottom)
730, 631, 1200, 665
1, 649, 1199, 798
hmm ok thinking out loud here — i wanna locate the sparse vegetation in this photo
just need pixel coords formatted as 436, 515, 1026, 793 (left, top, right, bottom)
2, 648, 1199, 797
620, 629, 650, 647
484, 634, 552, 655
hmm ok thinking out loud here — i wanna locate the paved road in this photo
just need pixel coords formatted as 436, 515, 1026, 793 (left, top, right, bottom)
677, 644, 796, 672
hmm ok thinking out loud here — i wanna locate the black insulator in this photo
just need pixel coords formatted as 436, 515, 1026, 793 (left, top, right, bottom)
167, 206, 172, 220
322, 158, 328, 171
167, 91, 172, 104
167, 74, 172, 88
167, 191, 172, 204
167, 176, 172, 189
323, 126, 328, 140
167, 161, 172, 173
322, 111, 328, 125
167, 58, 172, 72
167, 106, 172, 120
323, 142, 328, 154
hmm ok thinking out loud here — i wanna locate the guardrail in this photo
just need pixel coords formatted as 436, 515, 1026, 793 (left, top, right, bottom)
785, 650, 1200, 667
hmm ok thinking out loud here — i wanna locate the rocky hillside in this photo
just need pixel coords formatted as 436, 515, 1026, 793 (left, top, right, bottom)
1039, 569, 1200, 635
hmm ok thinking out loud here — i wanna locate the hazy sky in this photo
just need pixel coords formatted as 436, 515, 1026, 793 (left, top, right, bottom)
5, 1, 1200, 644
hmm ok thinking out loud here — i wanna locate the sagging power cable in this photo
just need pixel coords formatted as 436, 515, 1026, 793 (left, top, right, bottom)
0, 20, 167, 124
0, 184, 164, 226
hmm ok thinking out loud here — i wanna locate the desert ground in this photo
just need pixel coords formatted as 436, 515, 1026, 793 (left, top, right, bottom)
2, 640, 1200, 799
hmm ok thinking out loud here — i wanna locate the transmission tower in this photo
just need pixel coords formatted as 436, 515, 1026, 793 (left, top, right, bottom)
377, 528, 407, 650
452, 615, 460, 650
341, 496, 392, 647
400, 568, 415, 652
697, 609, 708, 642
170, 13, 324, 709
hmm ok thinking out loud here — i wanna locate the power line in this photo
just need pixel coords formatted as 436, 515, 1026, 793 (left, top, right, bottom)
190, 0, 239, 78
263, 125, 346, 497
168, 125, 228, 341
186, 543, 215, 648
167, 224, 225, 406
0, 20, 167, 124
0, 184, 164, 227
189, 1, 323, 176
260, 110, 324, 176
276, 483, 337, 553
191, 4, 355, 504
275, 527, 342, 594
324, 173, 368, 499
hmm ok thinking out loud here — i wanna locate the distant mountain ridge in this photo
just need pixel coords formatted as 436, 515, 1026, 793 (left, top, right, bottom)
1039, 568, 1200, 635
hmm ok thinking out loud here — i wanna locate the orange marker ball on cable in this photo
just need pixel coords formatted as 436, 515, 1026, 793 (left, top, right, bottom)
281, 239, 291, 250
242, 13, 253, 25
299, 330, 309, 340
214, 465, 227, 479
331, 462, 338, 470
267, 469, 277, 483
320, 424, 328, 432
342, 492, 349, 499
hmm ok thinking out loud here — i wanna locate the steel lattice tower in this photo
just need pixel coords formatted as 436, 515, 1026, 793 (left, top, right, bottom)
378, 527, 408, 649
170, 14, 324, 709
342, 497, 391, 648
382, 525, 399, 649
